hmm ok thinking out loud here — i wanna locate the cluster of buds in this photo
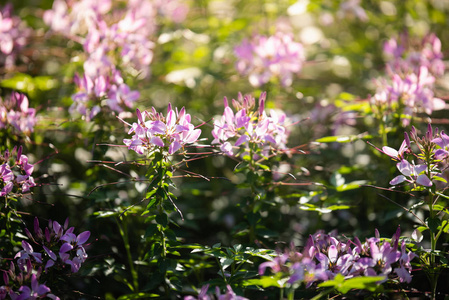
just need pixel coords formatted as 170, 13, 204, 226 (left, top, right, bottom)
70, 70, 140, 121
122, 104, 201, 155
1, 218, 89, 299
259, 227, 416, 288
0, 146, 35, 197
381, 124, 448, 189
212, 92, 291, 158
234, 32, 305, 87
0, 4, 31, 70
371, 33, 445, 126
0, 92, 37, 136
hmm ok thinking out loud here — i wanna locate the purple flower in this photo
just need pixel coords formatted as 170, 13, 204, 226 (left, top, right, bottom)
432, 131, 449, 160
0, 4, 31, 69
338, 0, 368, 22
212, 92, 291, 158
15, 241, 43, 270
258, 227, 416, 287
122, 105, 201, 155
389, 159, 432, 187
234, 32, 305, 87
384, 33, 445, 78
0, 147, 36, 197
0, 92, 37, 135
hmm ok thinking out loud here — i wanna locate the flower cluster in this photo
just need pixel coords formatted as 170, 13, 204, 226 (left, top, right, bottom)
212, 92, 291, 157
70, 70, 140, 121
381, 124, 448, 189
0, 146, 35, 197
384, 33, 445, 78
0, 4, 31, 70
234, 32, 305, 87
184, 284, 248, 300
1, 265, 59, 300
1, 218, 90, 299
371, 68, 445, 126
371, 33, 445, 126
44, 0, 189, 80
20, 217, 90, 273
122, 104, 201, 155
0, 92, 37, 135
259, 227, 416, 288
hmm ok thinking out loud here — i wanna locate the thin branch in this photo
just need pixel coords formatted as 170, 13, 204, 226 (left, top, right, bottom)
377, 193, 426, 226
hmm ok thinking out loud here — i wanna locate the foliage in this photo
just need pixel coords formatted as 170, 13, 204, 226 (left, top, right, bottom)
1, 0, 449, 299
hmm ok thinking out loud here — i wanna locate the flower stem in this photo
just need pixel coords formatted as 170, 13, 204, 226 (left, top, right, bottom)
117, 215, 139, 292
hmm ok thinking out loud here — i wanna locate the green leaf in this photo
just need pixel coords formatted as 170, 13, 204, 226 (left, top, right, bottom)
318, 274, 385, 294
299, 203, 351, 213
219, 257, 234, 270
165, 229, 177, 242
315, 134, 372, 143
243, 274, 286, 288
144, 224, 159, 238
156, 213, 168, 227
427, 217, 441, 233
336, 181, 366, 192
93, 211, 119, 218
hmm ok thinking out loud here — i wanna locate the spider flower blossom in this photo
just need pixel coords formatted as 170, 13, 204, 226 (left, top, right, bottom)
234, 32, 305, 87
70, 70, 140, 121
122, 104, 201, 155
371, 67, 445, 126
384, 33, 445, 78
0, 4, 31, 70
381, 124, 449, 188
2, 267, 60, 300
212, 92, 291, 157
0, 92, 37, 135
18, 217, 90, 273
0, 146, 36, 196
259, 227, 416, 287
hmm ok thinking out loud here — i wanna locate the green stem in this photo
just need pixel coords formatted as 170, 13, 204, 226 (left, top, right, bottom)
427, 191, 439, 300
117, 215, 139, 292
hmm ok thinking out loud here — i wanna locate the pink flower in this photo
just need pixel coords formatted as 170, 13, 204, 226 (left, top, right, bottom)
0, 4, 31, 69
338, 0, 368, 22
0, 146, 36, 197
389, 159, 432, 187
212, 92, 291, 157
122, 105, 201, 155
0, 92, 37, 135
234, 32, 305, 87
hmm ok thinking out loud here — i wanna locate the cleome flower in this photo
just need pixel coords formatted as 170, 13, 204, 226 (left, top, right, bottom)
20, 217, 90, 274
389, 159, 432, 187
122, 104, 201, 155
258, 227, 416, 288
0, 146, 36, 197
212, 92, 290, 158
234, 32, 305, 87
0, 4, 31, 70
380, 124, 449, 189
0, 92, 37, 136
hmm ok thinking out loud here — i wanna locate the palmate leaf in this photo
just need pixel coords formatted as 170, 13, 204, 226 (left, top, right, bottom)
318, 274, 384, 294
